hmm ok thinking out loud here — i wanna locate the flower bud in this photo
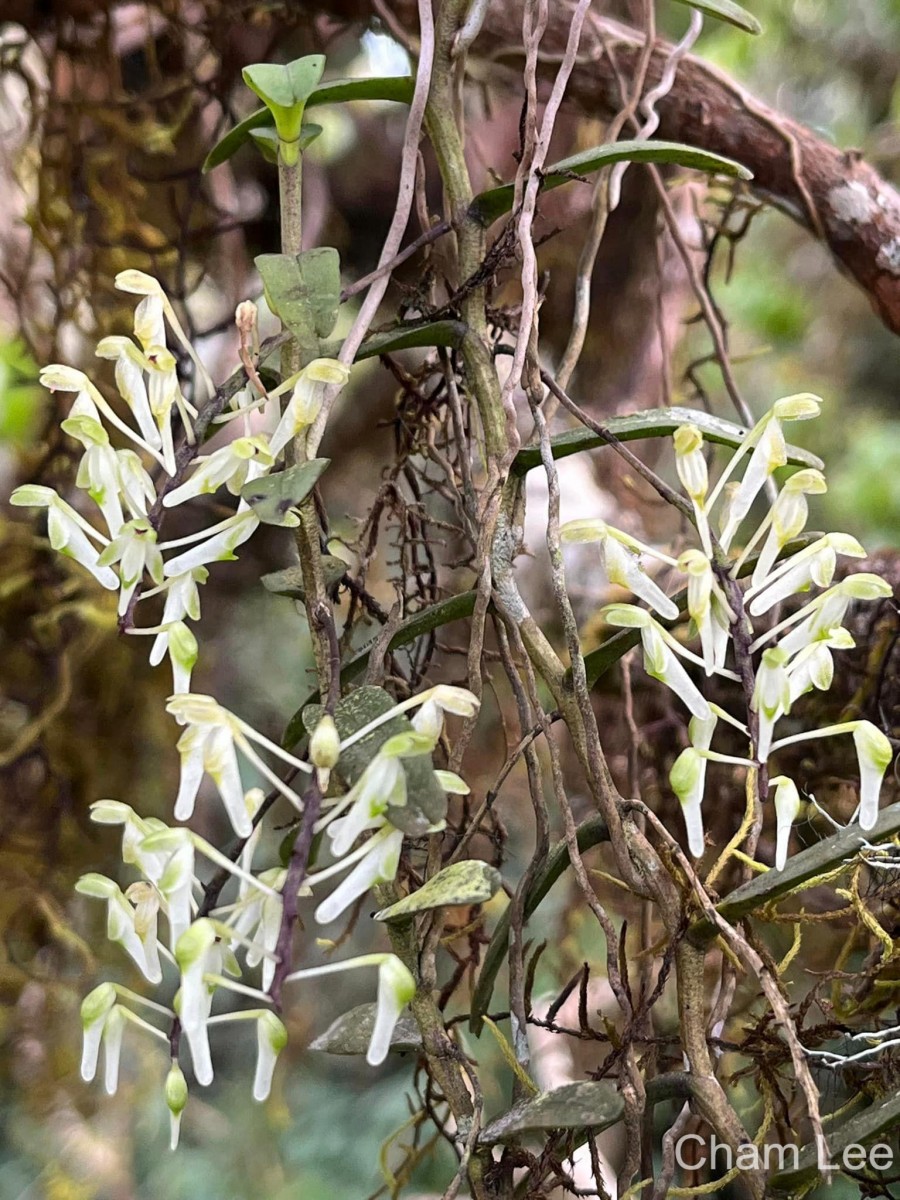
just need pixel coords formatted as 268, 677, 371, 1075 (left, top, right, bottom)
310, 715, 340, 770
165, 1062, 189, 1149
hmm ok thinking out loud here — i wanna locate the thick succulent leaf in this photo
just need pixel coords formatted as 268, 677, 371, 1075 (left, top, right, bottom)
769, 1091, 900, 1192
204, 76, 415, 172
308, 1002, 422, 1055
673, 0, 761, 34
470, 816, 610, 1034
301, 686, 446, 837
479, 1081, 622, 1144
261, 556, 348, 600
242, 56, 326, 114
470, 141, 752, 226
375, 861, 502, 921
284, 591, 477, 729
512, 405, 823, 477
690, 799, 900, 943
257, 248, 341, 356
478, 1074, 693, 1145
240, 459, 329, 525
319, 319, 466, 361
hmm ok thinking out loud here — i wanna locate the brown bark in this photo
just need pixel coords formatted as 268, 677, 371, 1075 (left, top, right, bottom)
325, 1, 900, 337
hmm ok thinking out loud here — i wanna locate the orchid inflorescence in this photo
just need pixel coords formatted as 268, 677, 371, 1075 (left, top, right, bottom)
12, 271, 481, 1147
561, 394, 894, 869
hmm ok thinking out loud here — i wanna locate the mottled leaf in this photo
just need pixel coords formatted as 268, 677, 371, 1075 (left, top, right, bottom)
308, 1002, 422, 1056
261, 556, 347, 600
318, 319, 467, 363
769, 1091, 900, 1192
479, 1081, 623, 1144
300, 686, 446, 837
240, 459, 329, 525
256, 248, 341, 356
375, 861, 502, 921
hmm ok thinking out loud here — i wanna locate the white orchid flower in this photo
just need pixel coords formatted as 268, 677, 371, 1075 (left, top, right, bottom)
10, 484, 118, 589
669, 748, 707, 857
771, 776, 801, 870
787, 627, 855, 704
116, 449, 157, 519
602, 604, 713, 720
269, 358, 352, 459
173, 716, 248, 835
165, 1063, 189, 1150
752, 646, 791, 763
326, 753, 406, 859
115, 269, 215, 400
712, 394, 822, 549
80, 983, 118, 1083
747, 532, 865, 616
313, 826, 404, 925
162, 436, 274, 509
746, 469, 827, 589
753, 574, 892, 656
75, 873, 163, 983
226, 868, 285, 992
673, 424, 712, 554
678, 550, 734, 676
253, 1010, 288, 1101
562, 518, 678, 619
161, 509, 261, 577
95, 335, 163, 451
40, 362, 167, 467
770, 719, 893, 831
149, 569, 208, 667
174, 919, 222, 1086
286, 952, 416, 1067
97, 517, 164, 615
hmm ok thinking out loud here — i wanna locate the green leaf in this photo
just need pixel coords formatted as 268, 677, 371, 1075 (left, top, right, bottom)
242, 57, 325, 143
319, 319, 466, 362
240, 459, 330, 525
769, 1091, 900, 1192
512, 405, 823, 476
248, 127, 279, 164
284, 591, 478, 728
469, 140, 753, 226
203, 76, 415, 172
261, 556, 348, 600
308, 1002, 423, 1056
374, 861, 502, 922
690, 800, 900, 944
672, 0, 762, 35
470, 816, 610, 1034
256, 248, 342, 357
352, 319, 468, 360
300, 686, 447, 837
478, 1074, 693, 1145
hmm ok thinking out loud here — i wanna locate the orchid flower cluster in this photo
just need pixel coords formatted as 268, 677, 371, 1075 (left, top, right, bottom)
11, 269, 351, 690
561, 395, 894, 869
74, 686, 478, 1148
9, 271, 482, 1148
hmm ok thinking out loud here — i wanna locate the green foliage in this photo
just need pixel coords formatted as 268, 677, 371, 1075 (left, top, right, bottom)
672, 0, 762, 34
0, 339, 43, 446
469, 140, 753, 226
256, 249, 341, 361
203, 75, 415, 172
